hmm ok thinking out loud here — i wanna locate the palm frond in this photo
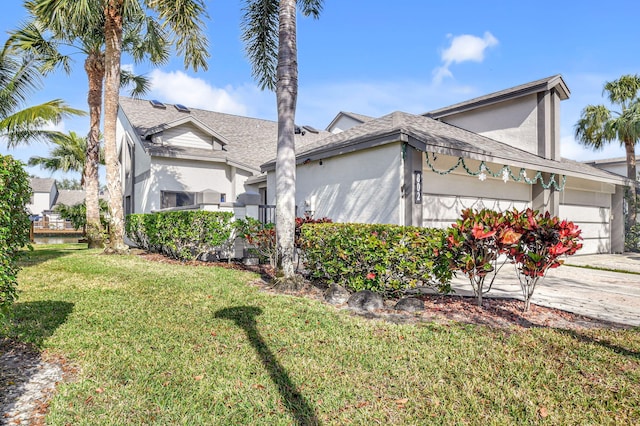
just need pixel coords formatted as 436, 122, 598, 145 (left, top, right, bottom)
242, 0, 279, 91
298, 0, 323, 18
149, 0, 210, 71
604, 74, 640, 109
574, 104, 614, 150
120, 70, 150, 97
0, 100, 85, 147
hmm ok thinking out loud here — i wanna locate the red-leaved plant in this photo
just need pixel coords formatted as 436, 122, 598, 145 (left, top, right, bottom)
446, 209, 521, 306
505, 209, 583, 311
447, 208, 582, 310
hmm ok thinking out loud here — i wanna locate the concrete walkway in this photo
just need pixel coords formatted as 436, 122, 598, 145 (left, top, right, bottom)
449, 253, 640, 327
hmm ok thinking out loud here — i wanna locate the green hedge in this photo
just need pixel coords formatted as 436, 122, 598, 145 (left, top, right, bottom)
299, 223, 453, 295
0, 155, 32, 322
126, 211, 236, 261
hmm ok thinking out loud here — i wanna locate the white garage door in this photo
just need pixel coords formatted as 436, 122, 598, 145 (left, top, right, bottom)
559, 204, 610, 254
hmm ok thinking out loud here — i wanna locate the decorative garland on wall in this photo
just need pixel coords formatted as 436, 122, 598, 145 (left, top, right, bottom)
424, 152, 567, 191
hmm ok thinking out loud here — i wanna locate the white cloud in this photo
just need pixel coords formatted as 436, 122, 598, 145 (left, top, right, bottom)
433, 32, 498, 84
147, 69, 251, 116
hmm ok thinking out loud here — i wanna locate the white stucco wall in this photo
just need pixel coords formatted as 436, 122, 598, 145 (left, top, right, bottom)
268, 143, 403, 224
27, 192, 53, 216
439, 94, 539, 155
328, 115, 364, 134
137, 157, 249, 213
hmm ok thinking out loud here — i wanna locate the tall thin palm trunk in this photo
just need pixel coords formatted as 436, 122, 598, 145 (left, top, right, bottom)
104, 0, 127, 252
84, 51, 105, 248
275, 0, 298, 280
625, 139, 638, 226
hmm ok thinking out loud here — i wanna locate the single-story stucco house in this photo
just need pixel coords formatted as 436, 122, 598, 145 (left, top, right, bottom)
116, 75, 632, 254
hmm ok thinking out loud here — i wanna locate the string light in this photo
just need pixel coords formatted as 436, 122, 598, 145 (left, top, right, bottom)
424, 152, 567, 191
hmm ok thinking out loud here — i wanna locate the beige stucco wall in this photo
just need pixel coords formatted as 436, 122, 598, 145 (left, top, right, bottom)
439, 94, 539, 155
267, 143, 403, 224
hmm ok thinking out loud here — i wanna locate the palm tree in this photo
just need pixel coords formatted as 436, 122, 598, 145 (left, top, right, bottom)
100, 0, 209, 252
28, 130, 105, 182
8, 1, 169, 248
242, 0, 323, 285
575, 74, 640, 226
0, 47, 83, 147
28, 0, 207, 252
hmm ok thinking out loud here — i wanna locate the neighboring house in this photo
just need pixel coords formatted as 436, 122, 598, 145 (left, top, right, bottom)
585, 157, 639, 181
27, 177, 57, 219
28, 177, 88, 230
261, 75, 630, 254
116, 97, 329, 215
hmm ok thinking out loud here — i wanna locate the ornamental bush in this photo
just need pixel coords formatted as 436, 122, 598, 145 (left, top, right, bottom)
299, 223, 453, 295
125, 211, 236, 261
446, 208, 582, 311
237, 214, 332, 268
505, 209, 582, 311
0, 155, 32, 322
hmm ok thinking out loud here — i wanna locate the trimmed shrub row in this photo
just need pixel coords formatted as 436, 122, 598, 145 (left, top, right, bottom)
300, 223, 453, 295
126, 211, 236, 261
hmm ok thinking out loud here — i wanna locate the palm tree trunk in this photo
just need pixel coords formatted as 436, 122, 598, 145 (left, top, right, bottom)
274, 0, 298, 282
84, 52, 105, 248
103, 0, 127, 252
625, 139, 638, 227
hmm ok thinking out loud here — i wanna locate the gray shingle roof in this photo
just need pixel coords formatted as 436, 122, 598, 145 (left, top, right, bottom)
54, 190, 86, 207
425, 75, 570, 119
119, 97, 331, 172
29, 177, 56, 193
263, 110, 627, 185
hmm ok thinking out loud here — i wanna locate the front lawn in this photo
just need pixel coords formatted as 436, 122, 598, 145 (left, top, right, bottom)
3, 245, 639, 424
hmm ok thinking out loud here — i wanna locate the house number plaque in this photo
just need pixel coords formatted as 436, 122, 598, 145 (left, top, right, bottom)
414, 171, 422, 204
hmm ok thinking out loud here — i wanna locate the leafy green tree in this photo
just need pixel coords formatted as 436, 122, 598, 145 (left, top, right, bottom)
56, 178, 83, 190
242, 0, 323, 286
0, 47, 83, 147
8, 0, 170, 248
55, 199, 110, 232
0, 154, 32, 323
575, 74, 640, 226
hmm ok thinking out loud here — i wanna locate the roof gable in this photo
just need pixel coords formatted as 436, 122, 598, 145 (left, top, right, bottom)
29, 177, 56, 193
142, 115, 230, 147
325, 111, 375, 133
425, 75, 570, 119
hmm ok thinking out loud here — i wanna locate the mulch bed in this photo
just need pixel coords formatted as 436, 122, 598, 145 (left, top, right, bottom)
138, 252, 627, 331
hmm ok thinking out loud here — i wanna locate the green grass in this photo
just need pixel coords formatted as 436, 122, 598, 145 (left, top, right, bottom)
565, 263, 640, 275
3, 245, 640, 425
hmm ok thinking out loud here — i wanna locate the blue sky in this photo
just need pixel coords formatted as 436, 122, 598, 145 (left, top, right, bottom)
2, 0, 640, 180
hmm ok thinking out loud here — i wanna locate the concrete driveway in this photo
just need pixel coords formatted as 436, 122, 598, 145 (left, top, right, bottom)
449, 253, 640, 327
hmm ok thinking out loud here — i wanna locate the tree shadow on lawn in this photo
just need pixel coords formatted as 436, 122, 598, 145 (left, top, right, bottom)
214, 306, 320, 426
557, 328, 640, 360
4, 300, 75, 348
1, 301, 74, 421
18, 243, 87, 268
